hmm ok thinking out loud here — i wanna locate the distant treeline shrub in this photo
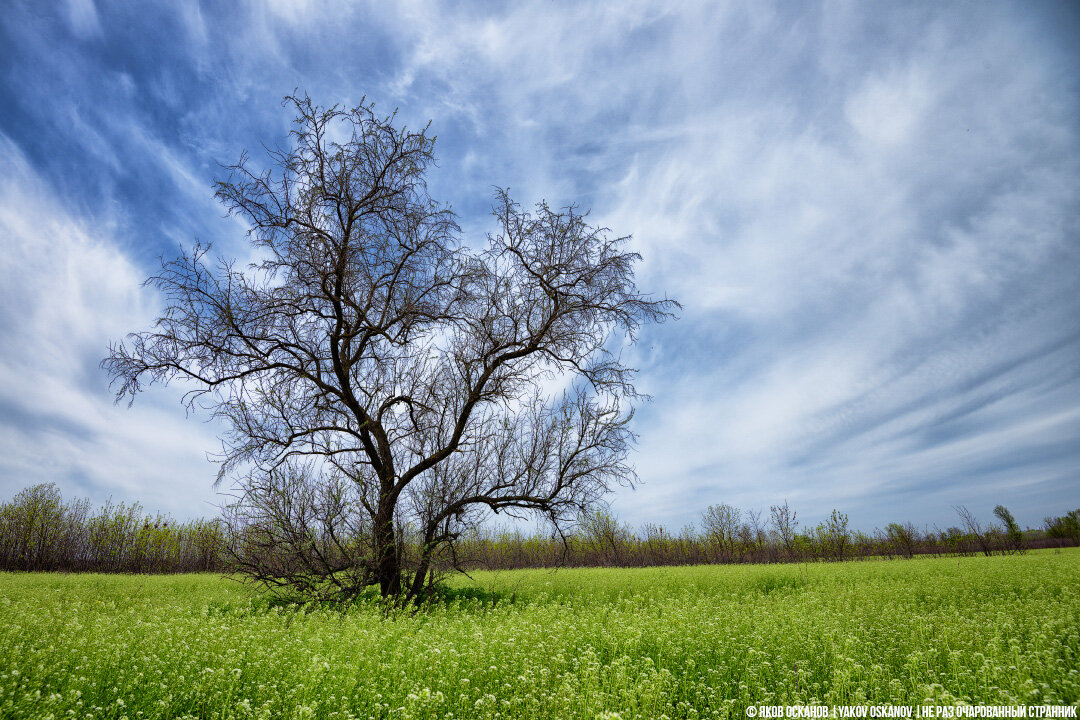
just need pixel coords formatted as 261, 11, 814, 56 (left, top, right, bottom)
451, 503, 1080, 571
1044, 509, 1080, 544
0, 484, 224, 573
1, 484, 1076, 574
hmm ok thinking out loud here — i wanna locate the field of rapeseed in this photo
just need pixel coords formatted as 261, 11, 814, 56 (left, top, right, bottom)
0, 550, 1077, 719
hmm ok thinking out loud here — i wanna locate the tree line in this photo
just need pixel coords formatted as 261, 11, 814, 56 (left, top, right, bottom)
455, 502, 1080, 570
0, 483, 223, 573
1, 483, 1076, 574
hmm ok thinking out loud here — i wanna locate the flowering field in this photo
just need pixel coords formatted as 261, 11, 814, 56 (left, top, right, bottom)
1, 550, 1077, 719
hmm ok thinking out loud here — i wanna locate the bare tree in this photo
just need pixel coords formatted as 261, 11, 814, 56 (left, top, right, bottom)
701, 503, 741, 560
823, 509, 850, 561
577, 509, 634, 567
769, 500, 798, 559
104, 95, 677, 603
954, 505, 993, 557
746, 508, 767, 558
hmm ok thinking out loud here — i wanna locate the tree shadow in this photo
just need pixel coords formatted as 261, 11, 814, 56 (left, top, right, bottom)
413, 582, 517, 610
206, 581, 517, 619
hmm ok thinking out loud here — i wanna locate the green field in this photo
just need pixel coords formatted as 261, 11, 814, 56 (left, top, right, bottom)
1, 551, 1077, 719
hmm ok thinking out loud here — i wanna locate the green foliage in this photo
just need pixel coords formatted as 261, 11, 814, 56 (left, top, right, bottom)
0, 551, 1077, 718
1046, 510, 1080, 543
2, 484, 1076, 575
823, 509, 851, 561
993, 505, 1025, 553
885, 523, 917, 559
701, 503, 741, 552
0, 484, 224, 572
576, 509, 636, 566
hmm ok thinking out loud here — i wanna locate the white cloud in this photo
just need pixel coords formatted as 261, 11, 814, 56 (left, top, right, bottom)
585, 4, 1080, 530
64, 0, 103, 41
844, 65, 935, 147
0, 135, 224, 517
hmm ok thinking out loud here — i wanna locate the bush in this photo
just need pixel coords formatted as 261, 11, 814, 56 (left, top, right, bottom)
0, 484, 224, 573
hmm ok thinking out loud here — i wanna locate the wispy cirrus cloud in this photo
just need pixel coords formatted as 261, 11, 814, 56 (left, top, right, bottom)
600, 3, 1080, 529
0, 0, 1075, 529
0, 135, 224, 515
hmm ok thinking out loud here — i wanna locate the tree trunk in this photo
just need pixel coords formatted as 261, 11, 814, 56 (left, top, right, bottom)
407, 556, 432, 604
374, 502, 401, 598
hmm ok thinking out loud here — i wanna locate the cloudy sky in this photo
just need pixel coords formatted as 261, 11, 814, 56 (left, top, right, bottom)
1, 1, 1077, 533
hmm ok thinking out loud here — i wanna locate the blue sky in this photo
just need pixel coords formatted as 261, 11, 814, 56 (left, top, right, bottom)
1, 1, 1077, 533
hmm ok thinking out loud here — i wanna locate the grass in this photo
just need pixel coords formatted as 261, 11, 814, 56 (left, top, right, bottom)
0, 550, 1077, 719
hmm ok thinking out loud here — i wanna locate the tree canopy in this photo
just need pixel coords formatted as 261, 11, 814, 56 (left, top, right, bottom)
104, 94, 677, 603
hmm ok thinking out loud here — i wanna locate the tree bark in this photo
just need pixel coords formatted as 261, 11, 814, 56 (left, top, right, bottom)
374, 495, 401, 597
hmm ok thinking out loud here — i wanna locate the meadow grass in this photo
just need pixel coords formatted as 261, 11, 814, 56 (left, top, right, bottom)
0, 550, 1077, 719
